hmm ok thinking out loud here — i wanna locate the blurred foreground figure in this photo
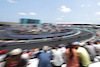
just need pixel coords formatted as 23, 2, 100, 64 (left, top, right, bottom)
51, 44, 64, 67
38, 46, 51, 67
73, 42, 91, 67
0, 50, 7, 62
84, 42, 96, 62
93, 40, 100, 56
4, 48, 27, 67
65, 42, 80, 67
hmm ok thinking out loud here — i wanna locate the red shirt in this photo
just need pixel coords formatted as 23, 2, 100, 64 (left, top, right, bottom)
65, 48, 80, 67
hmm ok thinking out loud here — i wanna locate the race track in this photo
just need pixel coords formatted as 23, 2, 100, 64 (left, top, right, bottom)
0, 30, 94, 51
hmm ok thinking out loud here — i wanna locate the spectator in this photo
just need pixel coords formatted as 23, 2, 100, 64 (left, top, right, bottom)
65, 42, 80, 67
59, 44, 66, 53
4, 48, 27, 67
93, 40, 100, 56
73, 42, 91, 67
51, 44, 64, 67
38, 46, 51, 67
84, 42, 96, 62
0, 49, 7, 62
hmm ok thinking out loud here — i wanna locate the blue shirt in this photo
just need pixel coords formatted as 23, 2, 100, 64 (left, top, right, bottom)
38, 52, 51, 67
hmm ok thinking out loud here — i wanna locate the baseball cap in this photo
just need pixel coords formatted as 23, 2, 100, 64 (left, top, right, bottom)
73, 42, 85, 46
72, 42, 80, 46
9, 48, 22, 55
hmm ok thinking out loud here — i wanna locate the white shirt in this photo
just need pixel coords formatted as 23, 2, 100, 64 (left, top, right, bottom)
51, 49, 64, 66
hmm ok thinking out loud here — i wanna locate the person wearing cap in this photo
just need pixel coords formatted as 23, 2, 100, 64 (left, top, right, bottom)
4, 48, 27, 67
65, 42, 80, 67
73, 42, 91, 67
38, 46, 52, 67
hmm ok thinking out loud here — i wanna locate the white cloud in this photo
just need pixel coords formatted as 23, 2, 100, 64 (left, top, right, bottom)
96, 12, 100, 15
18, 13, 27, 15
29, 12, 36, 15
97, 2, 100, 5
57, 18, 62, 20
81, 5, 85, 7
7, 0, 17, 3
81, 4, 91, 7
60, 6, 71, 13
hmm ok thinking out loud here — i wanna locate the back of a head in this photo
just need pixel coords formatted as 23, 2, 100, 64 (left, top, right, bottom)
43, 46, 49, 51
67, 42, 73, 46
67, 42, 74, 59
86, 42, 91, 45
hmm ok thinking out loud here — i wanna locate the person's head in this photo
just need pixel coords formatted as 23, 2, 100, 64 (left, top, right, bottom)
9, 48, 23, 59
59, 44, 65, 48
43, 46, 49, 52
54, 44, 59, 49
72, 42, 80, 49
96, 40, 100, 44
4, 48, 23, 67
86, 41, 91, 45
67, 42, 73, 47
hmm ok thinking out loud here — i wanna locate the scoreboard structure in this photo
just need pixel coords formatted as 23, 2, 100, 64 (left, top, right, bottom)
20, 19, 40, 24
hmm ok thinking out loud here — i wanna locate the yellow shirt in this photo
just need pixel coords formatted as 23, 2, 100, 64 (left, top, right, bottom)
77, 47, 91, 66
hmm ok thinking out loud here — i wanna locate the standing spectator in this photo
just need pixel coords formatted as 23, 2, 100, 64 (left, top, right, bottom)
73, 42, 91, 67
65, 42, 80, 67
38, 46, 51, 67
51, 44, 64, 67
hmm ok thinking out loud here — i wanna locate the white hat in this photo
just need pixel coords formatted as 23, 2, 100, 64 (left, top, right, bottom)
9, 48, 22, 55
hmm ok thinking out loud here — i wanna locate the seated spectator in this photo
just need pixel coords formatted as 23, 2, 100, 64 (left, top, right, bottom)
93, 40, 100, 56
51, 44, 64, 67
73, 42, 91, 67
4, 48, 27, 67
38, 46, 51, 67
65, 42, 80, 67
59, 44, 66, 53
84, 42, 96, 62
0, 50, 7, 62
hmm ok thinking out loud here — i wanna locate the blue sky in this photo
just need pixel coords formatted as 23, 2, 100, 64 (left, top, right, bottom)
0, 0, 100, 24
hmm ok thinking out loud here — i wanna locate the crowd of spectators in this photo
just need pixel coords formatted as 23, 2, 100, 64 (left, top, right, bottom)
1, 40, 100, 67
